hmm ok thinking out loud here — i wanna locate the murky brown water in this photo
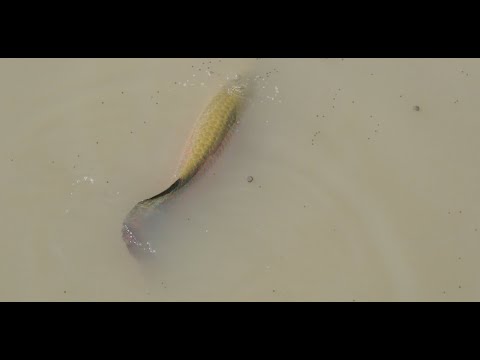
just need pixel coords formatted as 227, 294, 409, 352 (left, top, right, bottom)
1, 58, 479, 301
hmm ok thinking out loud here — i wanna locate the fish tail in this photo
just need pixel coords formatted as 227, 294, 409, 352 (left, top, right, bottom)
146, 178, 182, 202
122, 178, 183, 258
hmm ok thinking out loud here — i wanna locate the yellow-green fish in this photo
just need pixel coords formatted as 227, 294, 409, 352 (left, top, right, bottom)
122, 77, 248, 258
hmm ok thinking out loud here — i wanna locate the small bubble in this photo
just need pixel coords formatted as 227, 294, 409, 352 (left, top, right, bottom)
247, 176, 254, 183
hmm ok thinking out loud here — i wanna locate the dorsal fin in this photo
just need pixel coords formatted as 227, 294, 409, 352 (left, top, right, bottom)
146, 178, 182, 201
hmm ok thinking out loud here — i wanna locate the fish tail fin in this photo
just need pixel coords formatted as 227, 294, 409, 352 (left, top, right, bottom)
146, 178, 182, 202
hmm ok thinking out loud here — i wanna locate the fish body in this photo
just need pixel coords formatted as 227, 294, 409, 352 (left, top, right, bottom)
122, 77, 247, 257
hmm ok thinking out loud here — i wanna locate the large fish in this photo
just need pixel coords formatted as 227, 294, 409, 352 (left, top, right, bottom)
122, 77, 248, 258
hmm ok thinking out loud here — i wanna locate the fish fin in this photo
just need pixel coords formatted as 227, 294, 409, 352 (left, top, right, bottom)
146, 178, 182, 201
227, 110, 236, 130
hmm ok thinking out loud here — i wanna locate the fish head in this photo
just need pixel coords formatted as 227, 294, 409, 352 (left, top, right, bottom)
227, 75, 249, 97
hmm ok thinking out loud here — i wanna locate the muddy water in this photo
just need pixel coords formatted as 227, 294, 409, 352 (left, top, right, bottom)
1, 58, 479, 301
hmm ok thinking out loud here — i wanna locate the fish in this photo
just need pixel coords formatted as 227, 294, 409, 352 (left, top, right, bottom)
122, 77, 248, 258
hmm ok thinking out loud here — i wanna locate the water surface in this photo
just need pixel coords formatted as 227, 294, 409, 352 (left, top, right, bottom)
1, 58, 479, 301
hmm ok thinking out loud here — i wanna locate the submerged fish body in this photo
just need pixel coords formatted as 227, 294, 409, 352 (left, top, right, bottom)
122, 77, 248, 258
